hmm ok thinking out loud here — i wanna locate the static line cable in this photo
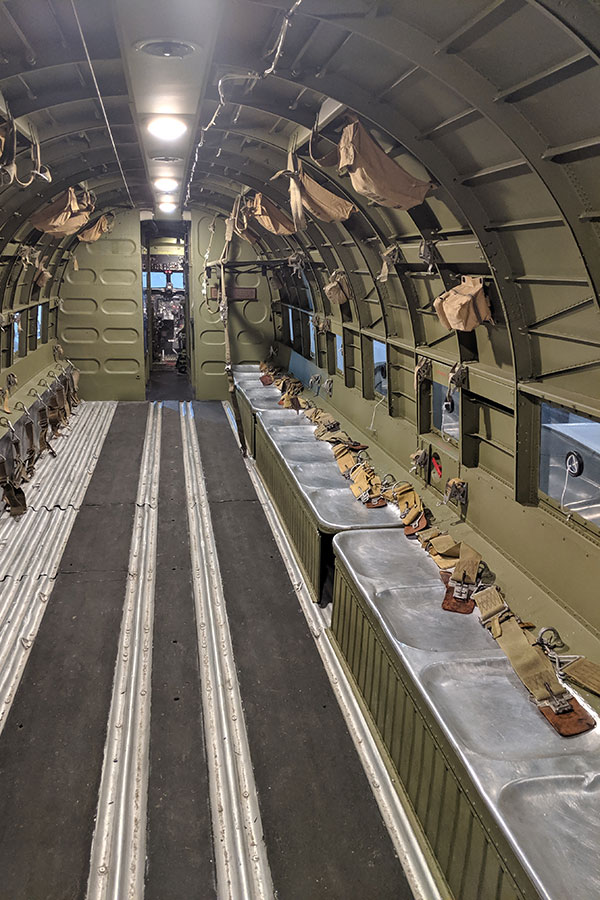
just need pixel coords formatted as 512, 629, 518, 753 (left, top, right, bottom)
184, 0, 305, 208
69, 0, 135, 208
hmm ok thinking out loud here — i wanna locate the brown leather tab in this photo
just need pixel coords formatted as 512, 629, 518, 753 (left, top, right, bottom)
442, 589, 475, 615
260, 374, 273, 386
365, 497, 387, 509
404, 512, 428, 535
539, 698, 595, 736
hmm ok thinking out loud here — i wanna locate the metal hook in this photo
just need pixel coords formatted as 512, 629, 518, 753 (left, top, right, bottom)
38, 379, 49, 387
537, 626, 565, 651
0, 416, 15, 433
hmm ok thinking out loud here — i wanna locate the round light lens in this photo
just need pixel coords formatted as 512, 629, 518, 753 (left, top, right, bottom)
154, 177, 179, 192
147, 117, 187, 141
158, 201, 177, 213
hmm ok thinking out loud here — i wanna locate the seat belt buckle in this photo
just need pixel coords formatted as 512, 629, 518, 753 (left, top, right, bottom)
534, 685, 596, 736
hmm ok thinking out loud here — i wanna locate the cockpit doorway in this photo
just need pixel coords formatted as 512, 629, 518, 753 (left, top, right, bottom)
142, 221, 193, 401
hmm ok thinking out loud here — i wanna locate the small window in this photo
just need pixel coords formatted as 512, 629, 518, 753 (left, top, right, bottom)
335, 334, 344, 373
171, 271, 184, 290
142, 271, 148, 288
433, 380, 460, 441
150, 271, 167, 289
13, 315, 20, 357
309, 319, 316, 359
37, 305, 43, 341
540, 403, 600, 527
373, 340, 387, 397
287, 307, 294, 344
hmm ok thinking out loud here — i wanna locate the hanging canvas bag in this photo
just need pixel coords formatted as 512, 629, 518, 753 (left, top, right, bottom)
324, 269, 352, 306
311, 118, 433, 210
434, 276, 493, 331
247, 192, 296, 235
77, 213, 114, 243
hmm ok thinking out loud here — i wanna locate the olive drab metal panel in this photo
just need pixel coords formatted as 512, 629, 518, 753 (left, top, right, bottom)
189, 211, 275, 401
58, 211, 144, 401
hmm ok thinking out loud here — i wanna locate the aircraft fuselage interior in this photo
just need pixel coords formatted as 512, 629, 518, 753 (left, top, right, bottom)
0, 2, 599, 899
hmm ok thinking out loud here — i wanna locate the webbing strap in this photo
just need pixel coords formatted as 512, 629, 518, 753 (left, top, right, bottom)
473, 588, 565, 704
563, 658, 600, 696
451, 544, 481, 584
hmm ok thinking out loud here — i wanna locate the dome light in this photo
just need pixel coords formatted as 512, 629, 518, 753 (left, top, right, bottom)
158, 201, 177, 213
147, 117, 187, 141
154, 177, 179, 192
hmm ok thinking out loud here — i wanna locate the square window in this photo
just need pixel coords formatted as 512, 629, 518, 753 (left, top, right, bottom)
309, 319, 316, 359
287, 307, 294, 343
540, 403, 600, 526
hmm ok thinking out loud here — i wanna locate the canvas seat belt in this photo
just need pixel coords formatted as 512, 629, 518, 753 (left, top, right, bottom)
34, 395, 57, 457
0, 421, 27, 517
333, 443, 357, 476
0, 456, 27, 516
349, 460, 387, 508
472, 587, 595, 736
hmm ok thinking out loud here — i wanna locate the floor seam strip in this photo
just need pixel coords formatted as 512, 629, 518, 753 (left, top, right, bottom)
181, 401, 274, 900
86, 402, 161, 900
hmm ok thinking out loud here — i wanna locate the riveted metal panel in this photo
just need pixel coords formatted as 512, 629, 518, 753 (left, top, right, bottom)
58, 211, 144, 400
331, 560, 540, 900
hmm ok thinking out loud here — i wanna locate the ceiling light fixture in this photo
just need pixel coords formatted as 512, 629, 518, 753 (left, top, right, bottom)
158, 201, 177, 213
154, 177, 179, 192
147, 117, 187, 141
151, 154, 183, 163
137, 40, 196, 59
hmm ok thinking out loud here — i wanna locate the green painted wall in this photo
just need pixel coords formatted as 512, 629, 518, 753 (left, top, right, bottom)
58, 210, 145, 401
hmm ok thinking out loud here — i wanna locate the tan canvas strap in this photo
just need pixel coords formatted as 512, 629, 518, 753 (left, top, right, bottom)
563, 658, 600, 696
427, 534, 461, 569
473, 588, 567, 705
334, 445, 357, 476
451, 543, 481, 584
416, 527, 442, 548
377, 243, 400, 283
271, 150, 306, 232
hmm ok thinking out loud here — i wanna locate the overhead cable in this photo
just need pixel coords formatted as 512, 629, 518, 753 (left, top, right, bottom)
69, 0, 135, 208
184, 0, 305, 207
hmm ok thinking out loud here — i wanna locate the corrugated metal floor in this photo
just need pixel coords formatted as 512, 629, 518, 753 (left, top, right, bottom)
0, 400, 411, 900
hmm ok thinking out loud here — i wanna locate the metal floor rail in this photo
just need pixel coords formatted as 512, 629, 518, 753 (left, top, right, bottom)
0, 401, 116, 734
